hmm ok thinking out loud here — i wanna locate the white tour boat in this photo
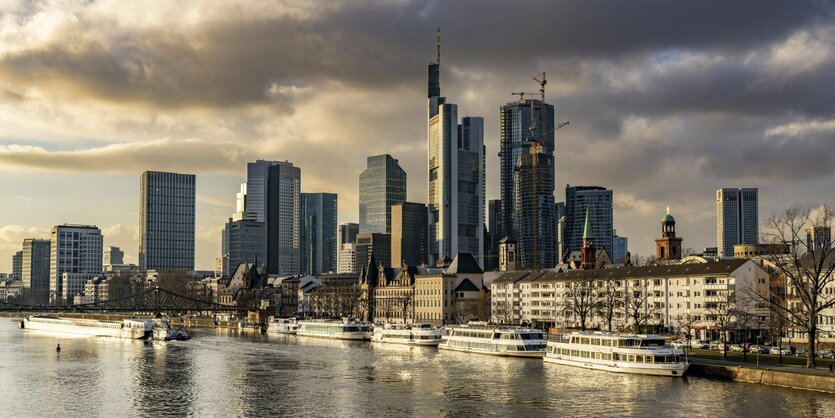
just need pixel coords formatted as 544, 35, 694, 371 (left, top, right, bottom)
439, 324, 547, 358
544, 331, 689, 377
267, 317, 300, 335
296, 319, 373, 340
21, 315, 156, 339
371, 323, 444, 346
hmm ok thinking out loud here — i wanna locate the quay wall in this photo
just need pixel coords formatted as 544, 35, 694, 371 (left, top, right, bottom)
0, 312, 238, 329
689, 363, 835, 394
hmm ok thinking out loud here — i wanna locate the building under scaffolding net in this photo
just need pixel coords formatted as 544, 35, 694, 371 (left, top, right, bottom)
515, 145, 556, 269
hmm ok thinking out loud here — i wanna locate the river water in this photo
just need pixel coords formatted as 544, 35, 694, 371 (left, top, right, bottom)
1, 318, 833, 417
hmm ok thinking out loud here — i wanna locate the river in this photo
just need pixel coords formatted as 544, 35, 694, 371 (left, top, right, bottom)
1, 318, 833, 417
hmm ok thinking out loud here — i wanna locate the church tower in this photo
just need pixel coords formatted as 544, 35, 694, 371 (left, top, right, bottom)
656, 207, 683, 262
580, 209, 596, 270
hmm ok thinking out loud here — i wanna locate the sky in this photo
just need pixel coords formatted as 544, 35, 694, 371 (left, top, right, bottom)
1, 0, 835, 272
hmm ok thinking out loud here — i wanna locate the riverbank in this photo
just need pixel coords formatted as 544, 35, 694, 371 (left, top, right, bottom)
689, 359, 835, 394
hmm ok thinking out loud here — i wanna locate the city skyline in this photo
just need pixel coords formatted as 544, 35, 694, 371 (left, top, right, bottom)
2, 1, 835, 271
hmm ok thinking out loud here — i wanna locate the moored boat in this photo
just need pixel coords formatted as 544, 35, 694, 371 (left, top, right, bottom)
21, 315, 155, 339
267, 317, 300, 335
438, 324, 547, 358
296, 318, 373, 340
543, 331, 689, 377
371, 323, 443, 346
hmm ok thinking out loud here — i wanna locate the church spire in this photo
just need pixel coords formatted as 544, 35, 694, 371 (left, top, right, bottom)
583, 208, 593, 239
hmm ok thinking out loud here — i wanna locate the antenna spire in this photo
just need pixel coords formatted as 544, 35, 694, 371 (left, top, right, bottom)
436, 27, 441, 66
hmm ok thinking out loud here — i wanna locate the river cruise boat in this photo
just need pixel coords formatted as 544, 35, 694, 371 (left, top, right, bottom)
267, 317, 300, 335
544, 331, 689, 377
152, 320, 191, 341
438, 324, 547, 358
370, 323, 444, 346
21, 315, 156, 340
296, 319, 373, 340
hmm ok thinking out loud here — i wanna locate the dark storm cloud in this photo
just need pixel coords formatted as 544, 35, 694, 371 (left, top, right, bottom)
0, 0, 830, 109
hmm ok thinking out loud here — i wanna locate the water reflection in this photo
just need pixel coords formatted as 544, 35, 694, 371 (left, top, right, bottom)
2, 318, 834, 418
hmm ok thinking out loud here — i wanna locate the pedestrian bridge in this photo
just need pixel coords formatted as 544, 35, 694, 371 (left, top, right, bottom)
0, 287, 239, 314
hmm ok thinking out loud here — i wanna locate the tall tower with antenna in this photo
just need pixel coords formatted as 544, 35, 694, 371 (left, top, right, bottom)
426, 29, 485, 268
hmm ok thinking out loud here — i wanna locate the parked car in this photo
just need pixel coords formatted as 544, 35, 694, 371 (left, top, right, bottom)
749, 345, 770, 354
691, 340, 709, 349
708, 341, 721, 350
671, 340, 687, 349
818, 349, 835, 359
794, 348, 809, 357
770, 347, 792, 355
729, 344, 746, 352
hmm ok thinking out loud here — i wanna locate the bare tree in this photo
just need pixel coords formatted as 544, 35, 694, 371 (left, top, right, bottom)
706, 297, 734, 360
754, 206, 835, 368
623, 279, 654, 333
674, 313, 698, 349
493, 298, 514, 325
595, 279, 622, 331
562, 279, 599, 330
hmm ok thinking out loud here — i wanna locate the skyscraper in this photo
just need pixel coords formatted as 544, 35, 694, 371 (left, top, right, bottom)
50, 224, 102, 302
358, 155, 406, 234
300, 192, 338, 275
139, 171, 195, 271
22, 239, 50, 290
563, 186, 614, 260
221, 218, 266, 277
391, 202, 428, 266
337, 222, 359, 273
515, 148, 556, 268
612, 231, 628, 264
499, 99, 555, 242
246, 160, 301, 275
338, 223, 359, 247
716, 188, 759, 258
426, 45, 484, 266
11, 251, 22, 281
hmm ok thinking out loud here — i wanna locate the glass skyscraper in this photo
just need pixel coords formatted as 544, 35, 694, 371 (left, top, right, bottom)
359, 155, 406, 234
563, 186, 614, 260
301, 192, 338, 275
716, 188, 759, 259
139, 171, 195, 271
246, 160, 301, 275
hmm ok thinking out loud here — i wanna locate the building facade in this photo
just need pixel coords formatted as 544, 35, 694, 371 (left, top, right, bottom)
716, 188, 759, 259
338, 243, 357, 274
12, 251, 22, 281
221, 218, 267, 277
139, 171, 196, 271
563, 186, 614, 261
337, 222, 359, 272
103, 246, 124, 266
50, 224, 103, 302
355, 233, 391, 270
391, 202, 428, 267
359, 155, 406, 234
655, 210, 683, 262
22, 239, 50, 291
612, 233, 628, 264
300, 192, 338, 275
490, 259, 769, 339
246, 160, 301, 275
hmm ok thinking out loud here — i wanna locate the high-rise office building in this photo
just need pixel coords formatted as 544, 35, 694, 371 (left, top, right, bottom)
358, 155, 406, 234
300, 193, 338, 275
139, 171, 195, 271
563, 186, 614, 260
355, 233, 391, 270
103, 246, 124, 266
426, 48, 484, 266
499, 99, 555, 242
716, 188, 758, 259
391, 202, 428, 266
337, 223, 359, 273
22, 239, 50, 290
50, 224, 102, 302
338, 243, 357, 274
11, 251, 22, 281
246, 160, 301, 275
221, 218, 267, 277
